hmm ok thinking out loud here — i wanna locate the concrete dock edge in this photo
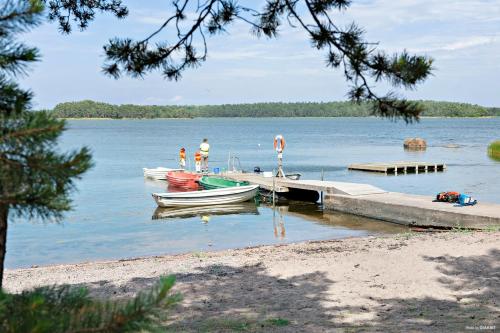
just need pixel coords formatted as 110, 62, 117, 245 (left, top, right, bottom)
324, 192, 500, 228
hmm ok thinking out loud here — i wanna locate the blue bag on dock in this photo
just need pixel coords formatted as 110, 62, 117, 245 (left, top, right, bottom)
458, 194, 477, 206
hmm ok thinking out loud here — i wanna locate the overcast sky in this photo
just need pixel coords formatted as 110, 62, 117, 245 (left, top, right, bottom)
19, 0, 500, 109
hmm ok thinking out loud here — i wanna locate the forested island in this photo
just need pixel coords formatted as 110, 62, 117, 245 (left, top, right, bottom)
46, 100, 500, 119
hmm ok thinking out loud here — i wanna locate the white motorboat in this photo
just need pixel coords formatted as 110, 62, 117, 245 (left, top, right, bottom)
285, 173, 302, 180
143, 167, 182, 180
152, 185, 260, 207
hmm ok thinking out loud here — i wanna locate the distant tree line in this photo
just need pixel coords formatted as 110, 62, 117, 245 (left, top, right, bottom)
46, 100, 192, 119
487, 107, 500, 117
45, 100, 500, 119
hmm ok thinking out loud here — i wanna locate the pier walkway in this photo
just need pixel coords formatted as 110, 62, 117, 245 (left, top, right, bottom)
223, 172, 500, 229
224, 173, 386, 195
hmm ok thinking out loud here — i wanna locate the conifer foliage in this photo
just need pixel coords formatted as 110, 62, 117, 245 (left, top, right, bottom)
0, 0, 93, 287
0, 275, 181, 332
1, 7, 181, 331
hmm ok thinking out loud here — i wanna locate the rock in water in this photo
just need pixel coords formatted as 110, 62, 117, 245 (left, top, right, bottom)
404, 137, 427, 150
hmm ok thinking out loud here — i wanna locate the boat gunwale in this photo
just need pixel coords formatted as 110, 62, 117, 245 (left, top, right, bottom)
166, 171, 202, 180
199, 176, 250, 188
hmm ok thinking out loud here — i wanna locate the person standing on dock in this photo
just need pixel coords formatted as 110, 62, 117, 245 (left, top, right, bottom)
200, 138, 210, 173
179, 147, 186, 170
194, 150, 202, 173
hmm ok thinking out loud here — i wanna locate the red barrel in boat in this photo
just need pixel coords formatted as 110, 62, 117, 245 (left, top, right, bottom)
166, 171, 201, 190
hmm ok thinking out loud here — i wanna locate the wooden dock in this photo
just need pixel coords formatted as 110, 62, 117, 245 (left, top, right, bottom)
223, 172, 500, 229
348, 161, 446, 175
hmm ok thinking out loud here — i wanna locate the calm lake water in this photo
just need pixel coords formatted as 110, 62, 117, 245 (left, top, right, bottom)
7, 117, 500, 268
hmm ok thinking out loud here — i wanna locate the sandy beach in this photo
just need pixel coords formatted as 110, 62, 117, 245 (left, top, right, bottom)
5, 232, 499, 332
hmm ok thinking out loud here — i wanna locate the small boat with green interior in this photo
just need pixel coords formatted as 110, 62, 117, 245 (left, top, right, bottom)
199, 176, 250, 190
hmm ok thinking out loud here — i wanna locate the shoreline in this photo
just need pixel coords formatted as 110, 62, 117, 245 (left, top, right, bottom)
5, 232, 499, 332
5, 229, 403, 270
60, 116, 500, 120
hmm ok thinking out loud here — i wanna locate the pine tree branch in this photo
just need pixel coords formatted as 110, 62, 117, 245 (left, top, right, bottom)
44, 0, 128, 33
0, 276, 180, 332
43, 1, 433, 121
0, 124, 63, 141
0, 0, 44, 34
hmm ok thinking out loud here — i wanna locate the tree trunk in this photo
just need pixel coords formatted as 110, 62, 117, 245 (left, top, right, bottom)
0, 204, 8, 290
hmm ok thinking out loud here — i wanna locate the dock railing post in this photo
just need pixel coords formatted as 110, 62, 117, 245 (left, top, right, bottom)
272, 169, 276, 207
320, 168, 324, 205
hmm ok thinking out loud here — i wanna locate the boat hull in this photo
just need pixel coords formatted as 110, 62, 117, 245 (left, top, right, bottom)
143, 167, 182, 180
166, 171, 201, 190
152, 185, 259, 207
285, 173, 302, 180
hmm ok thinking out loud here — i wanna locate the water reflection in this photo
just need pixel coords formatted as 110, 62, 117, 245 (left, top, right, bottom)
152, 202, 259, 220
272, 206, 286, 240
143, 178, 167, 188
267, 201, 407, 235
152, 200, 408, 239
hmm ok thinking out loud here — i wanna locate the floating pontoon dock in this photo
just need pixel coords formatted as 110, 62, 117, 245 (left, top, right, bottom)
224, 172, 500, 229
348, 161, 446, 174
